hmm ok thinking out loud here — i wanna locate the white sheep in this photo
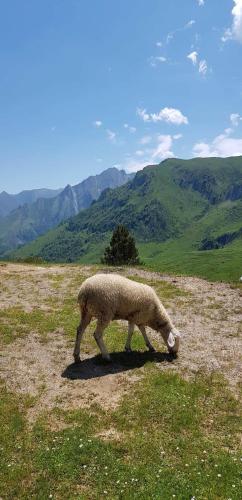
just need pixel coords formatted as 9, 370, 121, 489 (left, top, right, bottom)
73, 273, 180, 363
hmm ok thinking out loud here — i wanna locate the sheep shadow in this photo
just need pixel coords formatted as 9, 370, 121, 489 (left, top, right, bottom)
62, 350, 176, 381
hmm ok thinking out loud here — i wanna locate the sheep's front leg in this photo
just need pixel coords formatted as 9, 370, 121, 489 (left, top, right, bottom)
139, 325, 155, 352
125, 322, 134, 352
94, 319, 111, 362
73, 313, 91, 363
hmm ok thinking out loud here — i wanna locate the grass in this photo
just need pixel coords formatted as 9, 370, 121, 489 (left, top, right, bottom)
1, 263, 241, 498
0, 370, 241, 499
138, 236, 242, 283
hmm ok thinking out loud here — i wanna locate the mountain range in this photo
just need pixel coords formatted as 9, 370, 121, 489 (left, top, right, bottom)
9, 156, 242, 281
0, 188, 62, 218
0, 168, 133, 256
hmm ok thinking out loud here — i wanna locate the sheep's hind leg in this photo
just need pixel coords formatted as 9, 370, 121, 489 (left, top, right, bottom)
94, 319, 111, 362
139, 325, 155, 352
73, 313, 92, 363
125, 322, 135, 352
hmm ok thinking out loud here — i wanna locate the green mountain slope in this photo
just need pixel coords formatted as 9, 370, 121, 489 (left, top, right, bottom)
0, 168, 133, 255
10, 157, 242, 281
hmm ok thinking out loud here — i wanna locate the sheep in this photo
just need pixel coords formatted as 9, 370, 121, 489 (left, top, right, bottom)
73, 273, 180, 363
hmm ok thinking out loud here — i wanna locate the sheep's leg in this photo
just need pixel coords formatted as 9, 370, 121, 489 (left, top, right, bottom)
73, 313, 92, 363
138, 325, 155, 352
125, 322, 135, 352
94, 319, 111, 362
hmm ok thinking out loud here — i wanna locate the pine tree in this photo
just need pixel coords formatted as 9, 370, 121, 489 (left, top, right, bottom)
102, 225, 140, 265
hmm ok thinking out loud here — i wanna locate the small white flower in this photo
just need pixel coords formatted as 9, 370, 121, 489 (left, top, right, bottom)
232, 484, 236, 488
79, 444, 83, 448
83, 465, 87, 468
116, 480, 120, 484
185, 463, 189, 467
49, 496, 53, 499
103, 491, 107, 495
104, 466, 108, 469
217, 473, 222, 477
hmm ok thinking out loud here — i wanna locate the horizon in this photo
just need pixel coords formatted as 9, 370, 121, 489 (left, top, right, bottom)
2, 153, 242, 195
1, 0, 242, 192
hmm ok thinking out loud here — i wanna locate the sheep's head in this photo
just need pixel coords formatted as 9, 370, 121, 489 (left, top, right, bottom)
166, 328, 180, 354
158, 323, 180, 355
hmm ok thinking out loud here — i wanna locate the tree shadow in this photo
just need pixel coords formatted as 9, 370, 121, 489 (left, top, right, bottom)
62, 350, 176, 381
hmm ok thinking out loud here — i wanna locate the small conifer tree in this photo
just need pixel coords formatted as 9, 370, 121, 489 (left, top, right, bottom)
102, 225, 140, 265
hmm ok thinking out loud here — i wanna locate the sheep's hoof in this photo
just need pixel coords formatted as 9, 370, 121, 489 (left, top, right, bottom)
125, 347, 132, 353
148, 346, 156, 353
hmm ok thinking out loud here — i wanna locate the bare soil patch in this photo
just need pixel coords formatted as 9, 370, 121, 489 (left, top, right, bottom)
0, 263, 241, 425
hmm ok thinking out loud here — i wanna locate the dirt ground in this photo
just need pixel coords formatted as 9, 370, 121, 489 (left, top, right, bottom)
0, 263, 241, 423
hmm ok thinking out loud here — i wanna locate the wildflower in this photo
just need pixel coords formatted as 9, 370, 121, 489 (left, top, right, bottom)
217, 474, 222, 477
232, 485, 235, 488
116, 480, 120, 484
79, 444, 83, 448
103, 491, 107, 495
185, 464, 189, 467
83, 465, 87, 468
49, 496, 53, 499
104, 466, 108, 469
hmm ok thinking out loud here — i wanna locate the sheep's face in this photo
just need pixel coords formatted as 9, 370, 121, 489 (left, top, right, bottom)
159, 327, 180, 355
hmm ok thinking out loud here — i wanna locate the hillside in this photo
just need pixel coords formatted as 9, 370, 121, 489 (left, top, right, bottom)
10, 157, 242, 281
0, 187, 62, 217
0, 168, 133, 255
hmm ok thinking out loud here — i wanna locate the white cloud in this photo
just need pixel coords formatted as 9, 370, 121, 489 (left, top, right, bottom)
137, 108, 150, 122
230, 113, 242, 127
139, 135, 152, 145
151, 135, 174, 160
124, 123, 136, 133
187, 51, 198, 65
124, 134, 176, 173
187, 51, 209, 76
173, 133, 183, 140
96, 158, 103, 163
198, 59, 207, 75
156, 41, 162, 47
193, 126, 242, 157
222, 0, 242, 43
197, 0, 204, 6
106, 129, 116, 142
137, 107, 188, 125
93, 120, 102, 127
149, 55, 167, 67
185, 20, 196, 28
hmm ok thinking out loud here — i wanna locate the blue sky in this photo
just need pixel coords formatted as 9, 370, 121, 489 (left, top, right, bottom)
1, 0, 242, 192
